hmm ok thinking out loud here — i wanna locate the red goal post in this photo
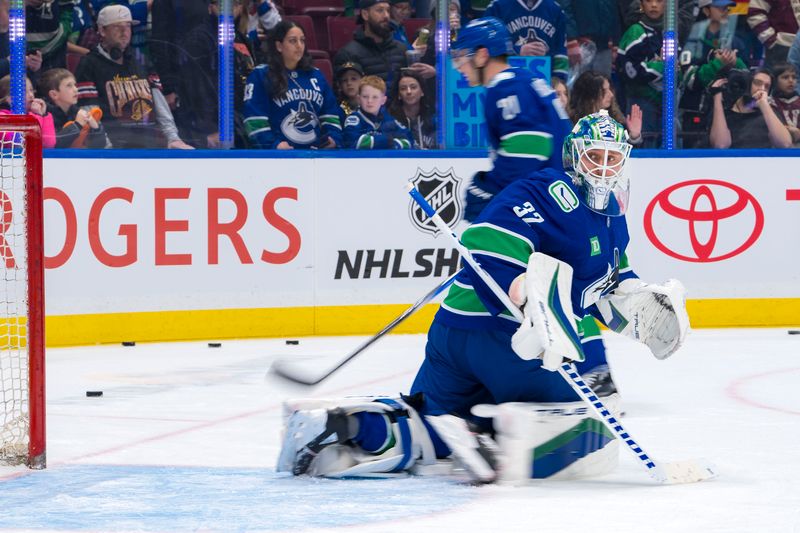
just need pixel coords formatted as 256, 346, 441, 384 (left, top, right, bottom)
0, 114, 45, 469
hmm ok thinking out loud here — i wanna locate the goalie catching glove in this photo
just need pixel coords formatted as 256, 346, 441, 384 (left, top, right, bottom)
509, 252, 585, 371
595, 278, 690, 359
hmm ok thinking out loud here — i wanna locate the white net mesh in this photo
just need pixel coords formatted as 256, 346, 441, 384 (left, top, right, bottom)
0, 131, 29, 465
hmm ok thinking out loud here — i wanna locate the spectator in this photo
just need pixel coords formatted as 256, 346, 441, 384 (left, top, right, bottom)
25, 0, 74, 74
558, 0, 620, 77
616, 0, 665, 147
74, 5, 193, 148
770, 62, 800, 144
568, 70, 642, 144
38, 67, 109, 148
335, 60, 364, 115
243, 20, 343, 149
788, 28, 800, 92
709, 67, 792, 148
388, 69, 436, 148
0, 75, 56, 148
619, 0, 696, 47
747, 0, 800, 70
551, 76, 569, 109
484, 0, 568, 80
334, 0, 407, 87
343, 74, 413, 148
680, 0, 749, 147
390, 0, 413, 48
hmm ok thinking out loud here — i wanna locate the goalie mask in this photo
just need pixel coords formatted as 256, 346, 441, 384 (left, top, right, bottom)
562, 111, 632, 216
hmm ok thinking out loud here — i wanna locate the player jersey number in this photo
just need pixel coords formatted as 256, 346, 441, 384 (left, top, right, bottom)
513, 201, 544, 224
497, 95, 521, 120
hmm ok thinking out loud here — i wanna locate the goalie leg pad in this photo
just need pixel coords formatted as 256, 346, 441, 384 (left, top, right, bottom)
277, 396, 436, 478
424, 415, 499, 484
472, 398, 622, 484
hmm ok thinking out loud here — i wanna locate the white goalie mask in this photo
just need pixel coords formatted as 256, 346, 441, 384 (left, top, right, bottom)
563, 111, 632, 216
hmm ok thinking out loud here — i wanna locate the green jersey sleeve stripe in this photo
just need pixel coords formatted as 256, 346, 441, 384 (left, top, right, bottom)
463, 223, 535, 265
441, 282, 491, 315
497, 131, 553, 160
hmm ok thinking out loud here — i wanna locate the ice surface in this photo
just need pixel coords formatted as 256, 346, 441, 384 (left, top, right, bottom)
1, 328, 799, 532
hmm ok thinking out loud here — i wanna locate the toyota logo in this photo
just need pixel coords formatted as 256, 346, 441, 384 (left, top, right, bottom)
643, 179, 764, 263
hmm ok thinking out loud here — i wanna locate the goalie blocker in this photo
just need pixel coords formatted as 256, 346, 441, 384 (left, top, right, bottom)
277, 395, 621, 483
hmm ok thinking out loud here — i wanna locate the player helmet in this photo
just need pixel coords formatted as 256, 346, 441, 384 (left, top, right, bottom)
451, 17, 514, 65
563, 110, 632, 216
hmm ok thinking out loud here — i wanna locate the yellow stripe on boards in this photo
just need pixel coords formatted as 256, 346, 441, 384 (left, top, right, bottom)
42, 298, 800, 347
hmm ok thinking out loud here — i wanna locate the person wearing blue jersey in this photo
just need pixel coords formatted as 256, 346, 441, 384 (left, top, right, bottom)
343, 75, 414, 149
449, 17, 572, 222
277, 111, 690, 483
243, 21, 343, 149
484, 0, 569, 80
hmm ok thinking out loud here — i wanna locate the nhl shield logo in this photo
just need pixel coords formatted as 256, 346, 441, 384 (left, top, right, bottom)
408, 168, 462, 235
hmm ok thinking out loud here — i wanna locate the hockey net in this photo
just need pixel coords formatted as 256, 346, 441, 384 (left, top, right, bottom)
0, 115, 45, 469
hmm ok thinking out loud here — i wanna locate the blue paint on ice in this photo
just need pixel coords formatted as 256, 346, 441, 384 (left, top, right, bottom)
0, 465, 475, 532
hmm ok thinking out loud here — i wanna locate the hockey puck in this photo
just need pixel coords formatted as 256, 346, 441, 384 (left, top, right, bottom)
122, 341, 136, 347
286, 340, 299, 345
788, 330, 800, 335
86, 391, 103, 397
208, 342, 222, 348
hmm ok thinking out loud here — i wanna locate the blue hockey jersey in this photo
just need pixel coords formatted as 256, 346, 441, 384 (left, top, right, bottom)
485, 0, 569, 80
435, 167, 638, 338
483, 67, 572, 190
243, 65, 343, 149
343, 108, 414, 149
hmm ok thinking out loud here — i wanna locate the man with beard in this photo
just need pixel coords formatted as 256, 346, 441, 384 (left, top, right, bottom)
333, 0, 407, 89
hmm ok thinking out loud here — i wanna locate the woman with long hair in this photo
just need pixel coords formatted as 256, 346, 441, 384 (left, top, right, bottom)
568, 71, 642, 144
243, 20, 343, 149
388, 70, 436, 149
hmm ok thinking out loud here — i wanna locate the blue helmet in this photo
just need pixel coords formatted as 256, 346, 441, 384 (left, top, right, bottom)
451, 17, 514, 58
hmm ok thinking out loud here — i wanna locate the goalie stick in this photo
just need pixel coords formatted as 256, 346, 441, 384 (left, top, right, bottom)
270, 272, 458, 386
407, 184, 717, 485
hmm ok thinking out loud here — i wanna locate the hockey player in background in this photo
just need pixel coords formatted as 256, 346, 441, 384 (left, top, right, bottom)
276, 111, 690, 483
452, 17, 572, 222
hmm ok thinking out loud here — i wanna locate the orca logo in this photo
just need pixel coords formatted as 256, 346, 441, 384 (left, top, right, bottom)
281, 102, 319, 145
409, 168, 462, 235
643, 179, 764, 263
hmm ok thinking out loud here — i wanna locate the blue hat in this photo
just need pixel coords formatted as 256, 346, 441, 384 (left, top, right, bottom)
452, 17, 514, 58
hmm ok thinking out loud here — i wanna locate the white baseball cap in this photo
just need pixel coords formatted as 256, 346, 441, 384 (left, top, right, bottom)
96, 5, 141, 27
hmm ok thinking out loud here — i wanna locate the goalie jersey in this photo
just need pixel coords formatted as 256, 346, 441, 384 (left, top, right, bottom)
243, 65, 343, 149
437, 167, 639, 340
483, 68, 572, 191
484, 0, 569, 80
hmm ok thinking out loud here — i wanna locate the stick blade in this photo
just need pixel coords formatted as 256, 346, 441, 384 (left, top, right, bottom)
658, 458, 718, 484
269, 358, 323, 387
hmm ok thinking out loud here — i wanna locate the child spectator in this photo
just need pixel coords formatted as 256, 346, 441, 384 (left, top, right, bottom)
616, 0, 666, 147
770, 62, 800, 145
243, 20, 342, 149
709, 68, 792, 148
390, 0, 413, 49
388, 69, 436, 148
335, 61, 364, 116
38, 68, 109, 148
0, 75, 56, 148
344, 75, 413, 148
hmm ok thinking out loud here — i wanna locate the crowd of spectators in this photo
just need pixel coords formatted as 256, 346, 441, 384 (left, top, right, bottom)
0, 0, 798, 149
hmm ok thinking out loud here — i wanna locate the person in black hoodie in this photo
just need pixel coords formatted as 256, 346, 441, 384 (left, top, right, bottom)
333, 0, 407, 90
388, 69, 436, 148
38, 67, 109, 148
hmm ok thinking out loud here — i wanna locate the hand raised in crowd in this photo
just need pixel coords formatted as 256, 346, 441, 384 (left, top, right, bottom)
710, 77, 727, 99
626, 104, 643, 141
25, 51, 42, 73
167, 139, 195, 149
753, 88, 770, 109
407, 62, 436, 79
714, 49, 737, 68
520, 41, 548, 56
29, 97, 46, 116
276, 141, 294, 149
75, 108, 91, 127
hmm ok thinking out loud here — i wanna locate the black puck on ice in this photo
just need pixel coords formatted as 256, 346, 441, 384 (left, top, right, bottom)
86, 391, 103, 397
286, 340, 299, 345
788, 330, 800, 335
122, 341, 136, 347
208, 342, 222, 348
